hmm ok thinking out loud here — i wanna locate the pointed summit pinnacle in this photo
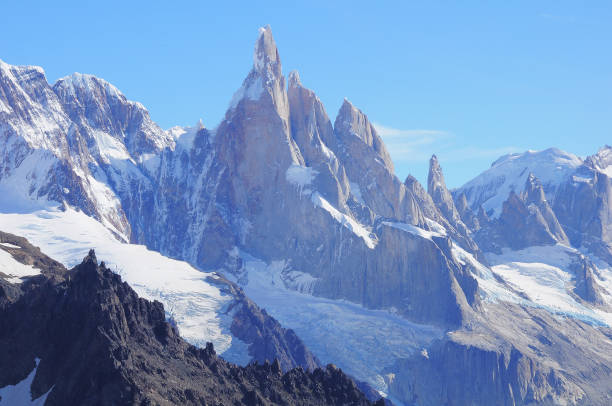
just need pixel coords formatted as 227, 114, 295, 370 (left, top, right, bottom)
288, 70, 302, 88
428, 154, 445, 191
253, 25, 281, 76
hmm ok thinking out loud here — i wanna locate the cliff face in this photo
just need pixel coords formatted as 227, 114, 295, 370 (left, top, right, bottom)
0, 247, 380, 406
387, 304, 612, 406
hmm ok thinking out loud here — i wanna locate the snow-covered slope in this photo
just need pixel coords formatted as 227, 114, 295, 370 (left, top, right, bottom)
485, 244, 612, 325
0, 205, 252, 365
457, 148, 583, 217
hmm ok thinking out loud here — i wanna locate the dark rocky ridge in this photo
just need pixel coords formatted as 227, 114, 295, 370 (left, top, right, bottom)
0, 248, 382, 406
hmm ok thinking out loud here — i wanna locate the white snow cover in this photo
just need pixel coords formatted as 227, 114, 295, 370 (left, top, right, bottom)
0, 60, 72, 156
228, 76, 264, 110
457, 148, 583, 217
167, 120, 204, 150
481, 244, 612, 326
0, 358, 51, 405
285, 164, 318, 197
227, 253, 442, 393
0, 149, 57, 213
0, 243, 20, 249
381, 221, 444, 241
90, 129, 131, 161
55, 72, 124, 101
0, 248, 41, 284
312, 192, 377, 249
0, 207, 251, 366
349, 181, 365, 205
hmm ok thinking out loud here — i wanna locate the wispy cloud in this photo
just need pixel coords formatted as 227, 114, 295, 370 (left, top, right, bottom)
540, 13, 576, 23
373, 122, 520, 164
373, 124, 449, 139
439, 146, 521, 162
373, 123, 453, 158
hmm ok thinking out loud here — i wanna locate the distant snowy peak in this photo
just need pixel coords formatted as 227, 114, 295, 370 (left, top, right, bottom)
54, 72, 125, 104
53, 72, 174, 157
457, 148, 583, 217
586, 145, 612, 177
0, 59, 72, 155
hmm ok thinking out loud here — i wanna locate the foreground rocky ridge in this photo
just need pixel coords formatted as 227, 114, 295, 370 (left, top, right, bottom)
0, 246, 381, 406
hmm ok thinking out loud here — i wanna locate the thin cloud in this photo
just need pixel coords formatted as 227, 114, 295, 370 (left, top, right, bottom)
540, 13, 576, 23
373, 122, 520, 164
373, 123, 450, 139
438, 146, 521, 162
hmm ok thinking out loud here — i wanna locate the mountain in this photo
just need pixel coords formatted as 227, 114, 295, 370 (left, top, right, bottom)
0, 239, 381, 405
2, 25, 612, 405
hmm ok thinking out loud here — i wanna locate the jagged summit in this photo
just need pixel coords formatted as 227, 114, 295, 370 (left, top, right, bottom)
253, 24, 281, 76
334, 98, 394, 173
288, 70, 302, 88
524, 172, 547, 204
0, 58, 46, 78
54, 72, 125, 101
428, 154, 445, 189
228, 25, 289, 115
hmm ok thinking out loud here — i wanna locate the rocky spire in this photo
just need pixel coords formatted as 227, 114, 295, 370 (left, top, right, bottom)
455, 191, 479, 230
288, 70, 302, 89
253, 25, 281, 77
523, 173, 547, 204
428, 154, 461, 225
228, 25, 289, 120
334, 98, 394, 173
428, 155, 446, 191
483, 174, 570, 250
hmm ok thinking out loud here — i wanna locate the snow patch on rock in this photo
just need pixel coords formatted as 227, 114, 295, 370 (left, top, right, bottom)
0, 248, 41, 284
312, 192, 377, 249
0, 358, 51, 405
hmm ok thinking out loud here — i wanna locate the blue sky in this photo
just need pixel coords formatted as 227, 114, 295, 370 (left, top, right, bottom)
2, 1, 611, 187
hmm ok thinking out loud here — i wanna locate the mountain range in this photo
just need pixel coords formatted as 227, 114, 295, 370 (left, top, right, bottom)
1, 25, 612, 405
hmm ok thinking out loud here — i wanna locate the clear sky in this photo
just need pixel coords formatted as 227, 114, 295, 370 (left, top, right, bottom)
2, 1, 611, 187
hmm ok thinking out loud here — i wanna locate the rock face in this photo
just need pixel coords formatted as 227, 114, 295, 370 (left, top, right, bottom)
426, 155, 482, 259
387, 304, 612, 406
0, 247, 381, 406
571, 254, 608, 306
473, 174, 570, 252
